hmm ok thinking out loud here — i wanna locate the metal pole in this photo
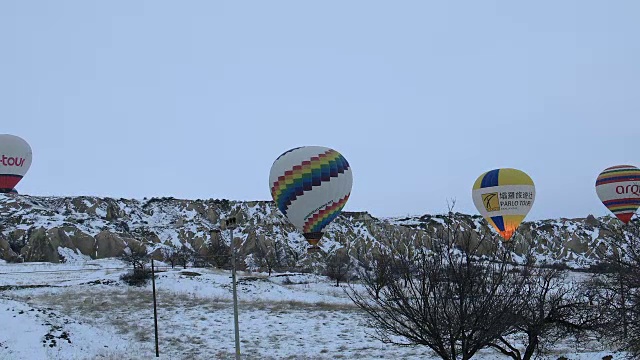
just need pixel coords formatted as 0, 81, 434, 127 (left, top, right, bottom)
151, 258, 159, 357
230, 227, 241, 360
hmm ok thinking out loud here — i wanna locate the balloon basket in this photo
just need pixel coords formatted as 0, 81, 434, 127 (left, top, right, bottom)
307, 246, 321, 254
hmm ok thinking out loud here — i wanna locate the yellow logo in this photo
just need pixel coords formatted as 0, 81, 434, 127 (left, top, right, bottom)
482, 193, 500, 212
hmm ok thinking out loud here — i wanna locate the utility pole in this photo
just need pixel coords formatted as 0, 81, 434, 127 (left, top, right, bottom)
222, 216, 241, 360
151, 258, 159, 357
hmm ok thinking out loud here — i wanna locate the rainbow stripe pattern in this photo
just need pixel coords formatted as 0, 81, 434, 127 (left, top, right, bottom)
270, 149, 350, 216
303, 194, 350, 235
596, 165, 640, 186
596, 165, 640, 224
472, 168, 535, 241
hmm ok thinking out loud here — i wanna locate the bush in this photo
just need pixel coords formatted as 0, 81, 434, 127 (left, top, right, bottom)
587, 262, 619, 274
538, 261, 570, 271
120, 269, 153, 287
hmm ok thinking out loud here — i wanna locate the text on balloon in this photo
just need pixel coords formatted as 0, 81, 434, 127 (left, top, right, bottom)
616, 184, 640, 196
0, 155, 26, 167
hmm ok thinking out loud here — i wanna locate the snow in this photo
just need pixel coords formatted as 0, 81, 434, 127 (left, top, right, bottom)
0, 298, 135, 360
57, 247, 93, 263
94, 207, 107, 218
246, 203, 261, 221
0, 260, 623, 359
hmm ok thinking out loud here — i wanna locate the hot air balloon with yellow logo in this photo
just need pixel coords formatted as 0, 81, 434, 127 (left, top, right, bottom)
472, 168, 535, 240
269, 146, 353, 252
595, 165, 640, 224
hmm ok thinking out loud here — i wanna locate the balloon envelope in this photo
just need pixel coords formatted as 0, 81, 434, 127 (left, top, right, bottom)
269, 146, 353, 248
472, 168, 535, 240
0, 134, 32, 193
596, 165, 640, 224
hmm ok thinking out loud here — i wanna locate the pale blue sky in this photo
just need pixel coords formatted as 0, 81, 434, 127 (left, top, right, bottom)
1, 1, 638, 220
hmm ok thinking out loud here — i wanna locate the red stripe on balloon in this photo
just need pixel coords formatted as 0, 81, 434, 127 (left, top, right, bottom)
616, 213, 634, 224
0, 174, 22, 190
596, 177, 640, 186
606, 165, 636, 170
603, 198, 640, 205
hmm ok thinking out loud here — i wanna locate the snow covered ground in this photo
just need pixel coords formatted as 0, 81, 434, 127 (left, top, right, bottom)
0, 259, 624, 359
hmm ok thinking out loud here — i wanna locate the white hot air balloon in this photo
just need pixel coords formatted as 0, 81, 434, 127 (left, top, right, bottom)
595, 165, 640, 224
269, 146, 353, 252
0, 134, 32, 193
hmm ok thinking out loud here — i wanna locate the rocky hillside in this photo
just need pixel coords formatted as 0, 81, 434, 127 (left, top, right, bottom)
0, 194, 637, 270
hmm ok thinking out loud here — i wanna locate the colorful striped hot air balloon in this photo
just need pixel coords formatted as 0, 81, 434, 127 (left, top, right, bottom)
596, 165, 640, 224
472, 168, 535, 241
0, 134, 32, 193
269, 146, 353, 252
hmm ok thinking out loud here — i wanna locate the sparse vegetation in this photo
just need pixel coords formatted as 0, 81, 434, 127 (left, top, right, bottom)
162, 246, 178, 269
119, 246, 152, 286
488, 266, 597, 360
349, 211, 604, 360
203, 233, 231, 269
253, 235, 280, 276
176, 245, 195, 269
324, 249, 352, 287
586, 222, 640, 357
119, 269, 153, 287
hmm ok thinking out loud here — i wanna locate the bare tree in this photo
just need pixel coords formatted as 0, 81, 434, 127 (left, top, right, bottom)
586, 219, 640, 356
488, 267, 598, 360
120, 246, 149, 272
254, 235, 278, 276
119, 245, 152, 286
348, 212, 529, 360
204, 236, 231, 269
325, 249, 352, 287
176, 244, 194, 269
162, 246, 178, 269
357, 251, 393, 299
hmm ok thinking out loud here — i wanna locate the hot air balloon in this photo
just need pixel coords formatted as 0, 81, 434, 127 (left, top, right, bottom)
0, 134, 32, 193
595, 165, 640, 224
269, 146, 353, 252
472, 168, 535, 240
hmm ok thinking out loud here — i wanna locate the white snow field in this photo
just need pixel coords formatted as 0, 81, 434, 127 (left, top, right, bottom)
0, 259, 624, 360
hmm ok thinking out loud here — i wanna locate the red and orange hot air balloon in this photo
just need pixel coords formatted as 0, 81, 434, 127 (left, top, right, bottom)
596, 165, 640, 224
